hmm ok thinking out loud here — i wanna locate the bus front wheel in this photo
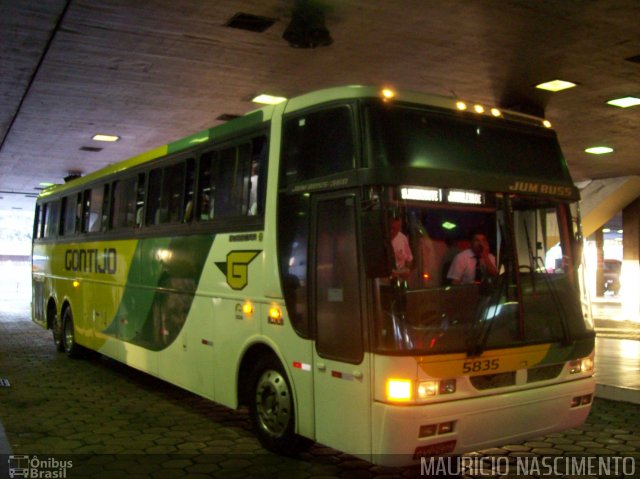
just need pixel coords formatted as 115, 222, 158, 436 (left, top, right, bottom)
249, 355, 311, 456
61, 308, 82, 359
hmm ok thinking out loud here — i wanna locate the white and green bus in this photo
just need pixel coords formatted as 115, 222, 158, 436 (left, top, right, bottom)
32, 86, 595, 465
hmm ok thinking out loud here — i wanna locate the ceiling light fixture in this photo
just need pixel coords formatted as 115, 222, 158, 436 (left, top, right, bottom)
535, 80, 577, 92
585, 146, 613, 155
92, 134, 120, 142
607, 97, 640, 108
251, 94, 287, 105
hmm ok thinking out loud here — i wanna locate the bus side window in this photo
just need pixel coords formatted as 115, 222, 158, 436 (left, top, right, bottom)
111, 176, 137, 229
101, 183, 110, 232
249, 136, 267, 216
197, 152, 216, 221
146, 168, 163, 225
215, 143, 251, 218
43, 201, 60, 238
87, 186, 104, 233
40, 203, 48, 239
33, 204, 41, 239
80, 190, 91, 233
165, 162, 185, 223
135, 173, 145, 227
183, 158, 195, 222
62, 195, 76, 236
281, 106, 355, 187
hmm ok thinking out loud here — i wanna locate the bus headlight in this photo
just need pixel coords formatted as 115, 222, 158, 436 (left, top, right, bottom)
386, 378, 412, 402
581, 357, 594, 372
417, 381, 438, 398
569, 357, 594, 374
417, 379, 457, 399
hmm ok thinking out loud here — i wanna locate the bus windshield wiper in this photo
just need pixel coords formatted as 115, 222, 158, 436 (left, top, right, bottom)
467, 221, 508, 357
522, 218, 572, 346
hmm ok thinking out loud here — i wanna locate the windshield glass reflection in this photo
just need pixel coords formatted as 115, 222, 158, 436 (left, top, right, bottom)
374, 192, 592, 355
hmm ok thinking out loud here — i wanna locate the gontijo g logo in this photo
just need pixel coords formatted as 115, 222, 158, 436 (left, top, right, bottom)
215, 250, 261, 290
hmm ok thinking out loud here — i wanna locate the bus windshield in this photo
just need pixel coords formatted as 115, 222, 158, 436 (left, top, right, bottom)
366, 101, 570, 183
374, 191, 593, 355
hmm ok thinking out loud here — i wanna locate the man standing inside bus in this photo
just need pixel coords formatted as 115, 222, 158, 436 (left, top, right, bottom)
447, 230, 498, 285
389, 217, 413, 280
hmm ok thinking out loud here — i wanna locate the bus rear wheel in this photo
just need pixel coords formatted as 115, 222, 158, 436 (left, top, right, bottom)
249, 355, 311, 456
61, 308, 82, 358
51, 311, 64, 352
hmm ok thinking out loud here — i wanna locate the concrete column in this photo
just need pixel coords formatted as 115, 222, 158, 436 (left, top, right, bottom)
594, 228, 605, 297
621, 197, 640, 322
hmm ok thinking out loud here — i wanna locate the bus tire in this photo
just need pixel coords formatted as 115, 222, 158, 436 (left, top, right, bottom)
61, 308, 83, 359
50, 309, 64, 352
249, 355, 312, 456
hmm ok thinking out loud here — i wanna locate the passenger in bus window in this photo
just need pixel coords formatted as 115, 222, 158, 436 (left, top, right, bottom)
389, 218, 413, 279
248, 161, 259, 216
199, 192, 214, 220
447, 230, 497, 285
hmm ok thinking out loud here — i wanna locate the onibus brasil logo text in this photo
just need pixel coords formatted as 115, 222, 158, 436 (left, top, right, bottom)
7, 455, 72, 478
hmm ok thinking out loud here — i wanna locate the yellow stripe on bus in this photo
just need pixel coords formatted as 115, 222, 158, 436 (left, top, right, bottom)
417, 343, 551, 377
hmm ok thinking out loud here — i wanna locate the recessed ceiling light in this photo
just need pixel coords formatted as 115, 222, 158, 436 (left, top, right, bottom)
607, 96, 640, 108
585, 146, 613, 155
92, 134, 120, 142
602, 228, 611, 233
38, 182, 54, 187
251, 94, 287, 105
535, 80, 577, 92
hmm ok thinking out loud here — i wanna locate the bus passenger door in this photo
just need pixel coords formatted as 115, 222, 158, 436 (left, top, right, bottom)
311, 193, 371, 458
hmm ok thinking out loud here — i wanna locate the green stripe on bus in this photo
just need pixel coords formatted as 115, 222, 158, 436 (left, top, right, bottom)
167, 111, 265, 155
104, 234, 215, 350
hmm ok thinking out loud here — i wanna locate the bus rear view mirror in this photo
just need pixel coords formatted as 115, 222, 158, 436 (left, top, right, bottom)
361, 210, 392, 278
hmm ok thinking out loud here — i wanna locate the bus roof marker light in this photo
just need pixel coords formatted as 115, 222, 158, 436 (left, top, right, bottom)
252, 94, 287, 105
490, 108, 502, 117
585, 146, 613, 155
543, 120, 553, 128
607, 96, 640, 108
92, 134, 120, 142
456, 101, 467, 111
381, 88, 396, 100
474, 104, 485, 114
535, 80, 577, 92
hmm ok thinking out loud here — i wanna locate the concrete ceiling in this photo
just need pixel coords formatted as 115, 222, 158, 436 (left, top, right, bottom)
1, 0, 639, 212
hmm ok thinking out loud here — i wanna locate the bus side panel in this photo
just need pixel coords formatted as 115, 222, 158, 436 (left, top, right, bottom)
31, 243, 49, 327
204, 233, 265, 409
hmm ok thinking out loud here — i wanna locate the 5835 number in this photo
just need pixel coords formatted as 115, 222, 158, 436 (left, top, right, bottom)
462, 359, 500, 374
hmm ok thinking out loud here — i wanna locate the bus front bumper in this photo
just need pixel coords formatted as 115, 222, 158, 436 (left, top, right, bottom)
370, 377, 595, 466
